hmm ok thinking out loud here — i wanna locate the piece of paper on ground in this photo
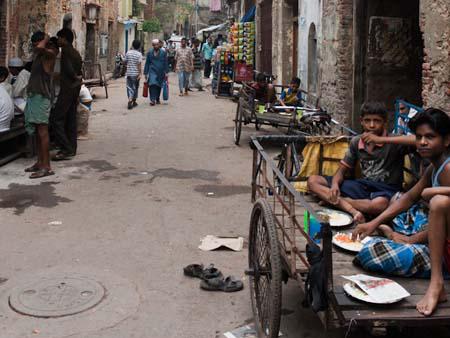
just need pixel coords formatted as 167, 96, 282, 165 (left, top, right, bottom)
223, 324, 282, 338
199, 235, 244, 251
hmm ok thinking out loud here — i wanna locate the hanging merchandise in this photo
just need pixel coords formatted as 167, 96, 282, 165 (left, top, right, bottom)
230, 21, 255, 83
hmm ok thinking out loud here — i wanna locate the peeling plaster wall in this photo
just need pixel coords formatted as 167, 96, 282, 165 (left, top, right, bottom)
298, 0, 321, 91
420, 0, 450, 111
5, 0, 119, 71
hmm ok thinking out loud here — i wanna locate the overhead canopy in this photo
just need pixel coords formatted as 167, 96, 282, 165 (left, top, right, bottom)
241, 5, 256, 23
196, 23, 227, 39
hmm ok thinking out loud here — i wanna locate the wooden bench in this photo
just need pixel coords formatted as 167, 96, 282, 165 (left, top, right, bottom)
82, 62, 109, 98
0, 117, 32, 166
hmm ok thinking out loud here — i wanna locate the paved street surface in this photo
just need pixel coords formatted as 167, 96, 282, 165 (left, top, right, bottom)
0, 75, 447, 338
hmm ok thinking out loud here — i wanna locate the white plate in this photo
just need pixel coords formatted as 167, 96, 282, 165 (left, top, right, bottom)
332, 233, 371, 253
343, 282, 405, 304
317, 208, 353, 227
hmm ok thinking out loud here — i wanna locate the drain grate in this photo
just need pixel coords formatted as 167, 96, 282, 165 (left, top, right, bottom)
9, 276, 105, 318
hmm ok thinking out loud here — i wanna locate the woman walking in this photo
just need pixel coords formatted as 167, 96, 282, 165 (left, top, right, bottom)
144, 39, 168, 105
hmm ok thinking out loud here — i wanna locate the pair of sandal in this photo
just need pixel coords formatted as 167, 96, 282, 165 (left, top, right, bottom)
183, 264, 243, 292
24, 165, 55, 179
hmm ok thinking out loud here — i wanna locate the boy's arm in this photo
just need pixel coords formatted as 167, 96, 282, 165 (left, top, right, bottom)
330, 165, 347, 201
352, 168, 432, 239
361, 133, 416, 146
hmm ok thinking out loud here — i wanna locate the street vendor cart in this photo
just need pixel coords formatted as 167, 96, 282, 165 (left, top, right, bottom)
233, 83, 331, 145
247, 134, 450, 337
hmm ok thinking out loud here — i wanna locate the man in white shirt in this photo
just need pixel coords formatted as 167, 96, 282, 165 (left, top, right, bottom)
9, 58, 31, 113
0, 66, 12, 96
0, 85, 14, 132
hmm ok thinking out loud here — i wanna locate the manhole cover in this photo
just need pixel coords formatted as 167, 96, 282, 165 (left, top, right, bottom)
9, 276, 105, 318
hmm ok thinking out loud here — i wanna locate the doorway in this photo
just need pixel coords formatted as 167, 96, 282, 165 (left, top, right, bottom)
260, 0, 272, 74
353, 0, 423, 126
307, 23, 318, 94
85, 23, 96, 63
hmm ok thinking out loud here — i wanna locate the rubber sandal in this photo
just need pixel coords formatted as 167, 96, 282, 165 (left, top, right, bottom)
29, 168, 55, 179
52, 152, 74, 161
24, 164, 40, 173
183, 264, 222, 280
200, 276, 243, 292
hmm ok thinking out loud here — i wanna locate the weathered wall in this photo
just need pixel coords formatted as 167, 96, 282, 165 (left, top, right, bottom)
420, 0, 450, 111
319, 0, 353, 123
298, 0, 321, 90
4, 0, 119, 71
272, 0, 295, 84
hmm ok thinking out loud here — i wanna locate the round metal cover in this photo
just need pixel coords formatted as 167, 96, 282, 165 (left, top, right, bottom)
9, 276, 105, 318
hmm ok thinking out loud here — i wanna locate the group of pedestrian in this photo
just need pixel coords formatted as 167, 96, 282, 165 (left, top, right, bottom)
23, 28, 82, 178
125, 34, 219, 104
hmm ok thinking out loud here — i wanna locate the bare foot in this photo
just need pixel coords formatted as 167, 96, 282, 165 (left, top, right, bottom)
378, 224, 394, 239
416, 283, 447, 316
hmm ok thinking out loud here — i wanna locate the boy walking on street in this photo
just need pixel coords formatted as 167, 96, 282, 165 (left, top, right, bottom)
51, 28, 82, 161
24, 32, 57, 178
125, 40, 143, 109
174, 38, 193, 96
307, 102, 414, 223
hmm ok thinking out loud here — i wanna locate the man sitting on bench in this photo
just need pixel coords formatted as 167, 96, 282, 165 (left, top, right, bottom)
0, 84, 14, 132
307, 102, 414, 223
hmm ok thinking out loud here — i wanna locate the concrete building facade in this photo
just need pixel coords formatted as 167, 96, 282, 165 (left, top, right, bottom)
0, 0, 119, 73
257, 0, 449, 126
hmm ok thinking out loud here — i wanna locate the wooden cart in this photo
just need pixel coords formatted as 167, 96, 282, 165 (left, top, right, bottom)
247, 134, 450, 337
233, 83, 331, 145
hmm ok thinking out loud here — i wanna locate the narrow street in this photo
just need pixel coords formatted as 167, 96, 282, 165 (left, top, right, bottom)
0, 75, 330, 338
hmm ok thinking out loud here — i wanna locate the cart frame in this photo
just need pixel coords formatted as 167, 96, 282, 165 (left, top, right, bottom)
233, 83, 324, 145
247, 134, 450, 337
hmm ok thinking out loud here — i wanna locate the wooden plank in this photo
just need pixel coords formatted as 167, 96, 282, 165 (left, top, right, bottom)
341, 307, 450, 327
334, 292, 450, 311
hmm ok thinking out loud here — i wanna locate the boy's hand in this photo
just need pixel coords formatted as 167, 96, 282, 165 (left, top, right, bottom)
329, 184, 340, 204
421, 188, 434, 201
390, 232, 411, 244
361, 132, 382, 145
352, 221, 376, 240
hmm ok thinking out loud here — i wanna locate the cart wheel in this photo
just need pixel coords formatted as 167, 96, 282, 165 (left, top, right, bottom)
248, 199, 282, 338
234, 102, 243, 145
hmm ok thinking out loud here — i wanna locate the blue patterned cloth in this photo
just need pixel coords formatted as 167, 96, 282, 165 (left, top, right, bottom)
354, 204, 434, 278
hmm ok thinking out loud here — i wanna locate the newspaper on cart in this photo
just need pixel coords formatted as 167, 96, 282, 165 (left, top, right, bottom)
342, 274, 410, 304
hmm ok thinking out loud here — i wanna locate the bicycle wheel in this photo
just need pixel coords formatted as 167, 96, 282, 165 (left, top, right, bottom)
234, 101, 243, 145
248, 199, 282, 338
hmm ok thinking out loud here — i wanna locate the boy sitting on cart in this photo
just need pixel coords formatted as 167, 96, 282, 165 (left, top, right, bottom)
353, 108, 450, 316
307, 102, 415, 223
279, 77, 304, 108
250, 73, 276, 104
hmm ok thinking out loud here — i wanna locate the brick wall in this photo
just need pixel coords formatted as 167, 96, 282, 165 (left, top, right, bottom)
0, 0, 7, 66
420, 0, 450, 112
319, 0, 354, 124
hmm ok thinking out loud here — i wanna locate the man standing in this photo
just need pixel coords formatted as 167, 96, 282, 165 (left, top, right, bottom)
24, 31, 57, 178
51, 28, 82, 161
125, 39, 142, 109
201, 36, 214, 78
144, 39, 168, 105
174, 37, 193, 96
191, 39, 204, 91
